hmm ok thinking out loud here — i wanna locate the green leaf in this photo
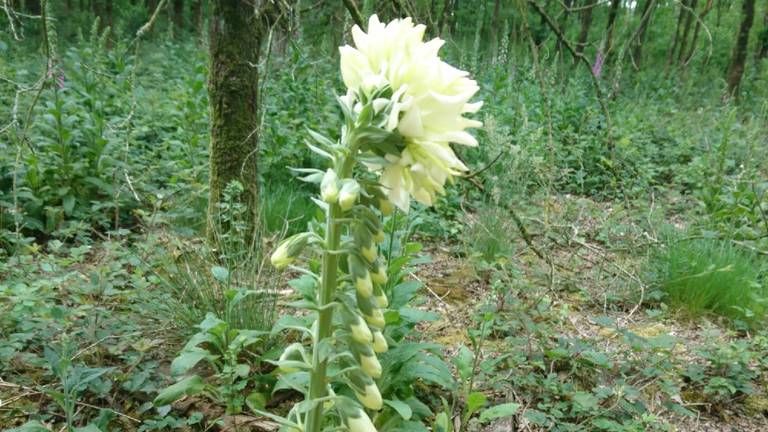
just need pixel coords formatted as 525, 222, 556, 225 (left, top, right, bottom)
478, 402, 520, 423
211, 266, 229, 282
246, 391, 267, 412
170, 348, 211, 375
385, 399, 413, 420
154, 375, 205, 406
466, 391, 488, 417
73, 425, 102, 432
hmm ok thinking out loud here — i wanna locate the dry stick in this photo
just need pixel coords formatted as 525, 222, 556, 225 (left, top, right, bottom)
342, 0, 365, 28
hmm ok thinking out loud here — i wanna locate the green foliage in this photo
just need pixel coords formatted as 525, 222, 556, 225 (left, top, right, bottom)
154, 313, 268, 414
159, 181, 279, 331
646, 234, 767, 326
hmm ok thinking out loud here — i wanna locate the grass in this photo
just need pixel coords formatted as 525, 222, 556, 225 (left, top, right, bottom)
647, 235, 767, 326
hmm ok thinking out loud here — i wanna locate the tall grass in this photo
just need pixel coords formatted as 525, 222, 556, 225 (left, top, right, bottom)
646, 234, 767, 326
159, 181, 284, 331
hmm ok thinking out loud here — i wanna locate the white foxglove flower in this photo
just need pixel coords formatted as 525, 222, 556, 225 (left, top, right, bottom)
340, 15, 482, 211
270, 233, 310, 269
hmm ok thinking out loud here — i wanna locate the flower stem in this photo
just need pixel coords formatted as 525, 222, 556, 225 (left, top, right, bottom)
305, 200, 342, 432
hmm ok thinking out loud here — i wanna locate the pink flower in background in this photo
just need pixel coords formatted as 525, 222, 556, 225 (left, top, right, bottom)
592, 51, 604, 78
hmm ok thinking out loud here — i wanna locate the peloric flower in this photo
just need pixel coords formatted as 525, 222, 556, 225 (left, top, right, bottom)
340, 15, 482, 211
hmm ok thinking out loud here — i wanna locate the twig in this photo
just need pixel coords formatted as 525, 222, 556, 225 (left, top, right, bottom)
342, 0, 365, 29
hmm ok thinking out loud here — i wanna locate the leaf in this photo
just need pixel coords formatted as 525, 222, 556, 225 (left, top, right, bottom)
452, 345, 474, 381
153, 375, 205, 406
73, 425, 102, 432
384, 399, 413, 420
478, 403, 520, 423
466, 391, 488, 418
246, 391, 267, 411
171, 348, 211, 375
210, 266, 229, 282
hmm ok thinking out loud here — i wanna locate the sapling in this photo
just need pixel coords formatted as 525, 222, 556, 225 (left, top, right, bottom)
268, 15, 482, 432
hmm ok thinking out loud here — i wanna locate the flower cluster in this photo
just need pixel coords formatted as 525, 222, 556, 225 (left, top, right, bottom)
340, 15, 482, 211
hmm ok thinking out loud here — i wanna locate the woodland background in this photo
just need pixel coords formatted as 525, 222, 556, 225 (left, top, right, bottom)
1, 0, 768, 431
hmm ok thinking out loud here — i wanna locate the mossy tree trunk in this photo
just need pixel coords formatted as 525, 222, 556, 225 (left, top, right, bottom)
207, 0, 266, 242
726, 0, 756, 98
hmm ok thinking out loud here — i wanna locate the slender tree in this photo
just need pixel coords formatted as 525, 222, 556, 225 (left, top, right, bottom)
726, 0, 756, 97
172, 0, 184, 35
676, 0, 698, 62
683, 0, 714, 64
575, 0, 594, 57
207, 0, 273, 241
631, 0, 656, 68
757, 8, 768, 59
603, 0, 621, 55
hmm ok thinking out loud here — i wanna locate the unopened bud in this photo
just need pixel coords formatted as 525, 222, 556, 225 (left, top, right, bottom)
372, 331, 388, 353
339, 180, 361, 211
349, 254, 373, 297
320, 169, 339, 203
355, 382, 383, 409
270, 233, 310, 269
364, 308, 385, 329
359, 353, 382, 379
370, 262, 388, 285
372, 285, 388, 308
346, 409, 377, 432
350, 315, 373, 344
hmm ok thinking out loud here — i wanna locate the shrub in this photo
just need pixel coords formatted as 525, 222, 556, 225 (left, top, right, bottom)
646, 235, 767, 326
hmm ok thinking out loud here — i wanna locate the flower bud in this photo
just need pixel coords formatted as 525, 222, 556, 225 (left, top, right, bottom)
359, 353, 382, 379
346, 409, 377, 432
270, 233, 310, 269
370, 262, 388, 285
320, 169, 339, 203
373, 229, 386, 243
356, 382, 383, 410
372, 331, 388, 353
339, 180, 361, 211
349, 254, 373, 298
349, 315, 373, 344
372, 285, 388, 309
364, 308, 385, 328
349, 343, 383, 381
361, 244, 377, 263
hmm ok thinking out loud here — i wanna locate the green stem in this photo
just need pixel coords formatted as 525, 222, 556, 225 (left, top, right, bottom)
305, 201, 342, 432
305, 150, 357, 432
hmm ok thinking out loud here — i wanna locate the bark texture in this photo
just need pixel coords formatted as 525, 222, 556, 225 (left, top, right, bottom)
207, 0, 264, 240
726, 0, 756, 97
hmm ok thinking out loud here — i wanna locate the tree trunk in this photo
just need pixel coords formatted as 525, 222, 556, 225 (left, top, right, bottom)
667, 0, 688, 67
191, 0, 203, 38
575, 0, 594, 57
757, 8, 768, 59
631, 0, 655, 68
490, 0, 501, 63
603, 0, 620, 55
207, 0, 265, 241
726, 0, 756, 98
556, 0, 573, 58
684, 0, 714, 64
172, 0, 184, 35
676, 0, 698, 63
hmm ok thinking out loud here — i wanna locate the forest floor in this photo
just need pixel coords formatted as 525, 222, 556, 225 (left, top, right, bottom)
3, 193, 768, 432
